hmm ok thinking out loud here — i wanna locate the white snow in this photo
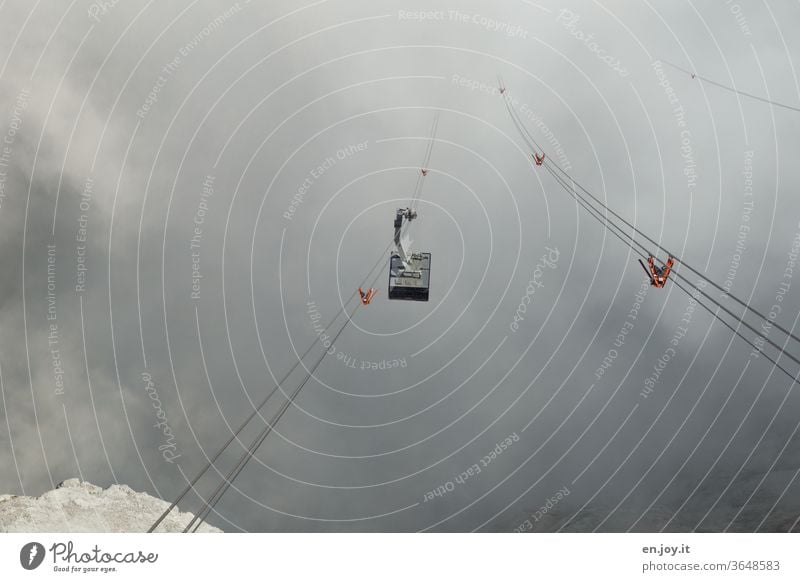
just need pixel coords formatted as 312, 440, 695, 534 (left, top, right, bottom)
0, 479, 222, 533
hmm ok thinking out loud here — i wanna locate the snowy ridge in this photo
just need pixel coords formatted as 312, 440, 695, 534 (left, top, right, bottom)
0, 479, 222, 533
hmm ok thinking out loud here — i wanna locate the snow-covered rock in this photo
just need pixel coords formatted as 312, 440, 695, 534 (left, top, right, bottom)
0, 479, 222, 533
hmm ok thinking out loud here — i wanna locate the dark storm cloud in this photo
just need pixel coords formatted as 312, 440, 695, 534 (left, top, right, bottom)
1, 0, 800, 533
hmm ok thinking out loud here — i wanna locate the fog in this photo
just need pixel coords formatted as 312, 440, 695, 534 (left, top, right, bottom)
1, 0, 799, 532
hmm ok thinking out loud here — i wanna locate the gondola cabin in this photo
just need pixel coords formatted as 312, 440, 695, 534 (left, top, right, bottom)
388, 207, 431, 302
389, 252, 431, 301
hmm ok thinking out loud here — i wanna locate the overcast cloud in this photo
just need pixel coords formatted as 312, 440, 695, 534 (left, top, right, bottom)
1, 0, 800, 532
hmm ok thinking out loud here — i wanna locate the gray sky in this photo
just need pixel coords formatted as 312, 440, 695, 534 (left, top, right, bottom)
2, 0, 800, 532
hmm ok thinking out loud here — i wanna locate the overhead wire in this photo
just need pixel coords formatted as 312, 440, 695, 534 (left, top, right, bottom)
500, 81, 800, 353
500, 82, 800, 383
411, 111, 440, 212
154, 117, 439, 532
537, 147, 800, 371
185, 130, 439, 529
181, 239, 395, 531
669, 277, 800, 387
149, 243, 392, 532
184, 299, 359, 532
660, 58, 800, 114
543, 147, 800, 383
548, 154, 800, 384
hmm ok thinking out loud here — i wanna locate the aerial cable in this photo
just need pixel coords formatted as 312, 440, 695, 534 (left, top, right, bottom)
422, 111, 439, 172
539, 135, 800, 372
538, 155, 651, 260
546, 154, 800, 352
184, 300, 359, 532
501, 83, 800, 384
660, 59, 800, 114
567, 165, 800, 380
668, 270, 800, 370
500, 83, 800, 351
411, 111, 440, 212
185, 225, 396, 531
155, 114, 439, 531
499, 76, 546, 156
670, 276, 800, 387
535, 128, 800, 381
545, 141, 800, 376
502, 89, 656, 261
567, 163, 800, 385
545, 138, 800, 382
149, 240, 394, 532
187, 134, 441, 526
147, 305, 348, 532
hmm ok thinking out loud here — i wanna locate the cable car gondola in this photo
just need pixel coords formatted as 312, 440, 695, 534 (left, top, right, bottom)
388, 207, 431, 301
